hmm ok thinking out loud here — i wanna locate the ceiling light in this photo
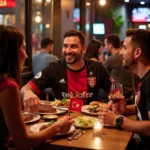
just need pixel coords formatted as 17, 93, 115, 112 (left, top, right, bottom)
46, 0, 51, 2
86, 2, 90, 6
99, 0, 106, 6
35, 16, 41, 23
140, 1, 145, 5
45, 24, 50, 28
35, 0, 42, 3
124, 0, 129, 2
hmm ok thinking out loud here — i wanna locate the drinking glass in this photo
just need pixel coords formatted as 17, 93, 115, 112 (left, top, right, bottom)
110, 83, 123, 114
110, 83, 123, 103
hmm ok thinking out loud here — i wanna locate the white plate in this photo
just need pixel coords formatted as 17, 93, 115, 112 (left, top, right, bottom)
57, 106, 69, 108
22, 113, 41, 124
52, 106, 68, 111
74, 123, 114, 128
30, 122, 75, 136
38, 109, 67, 115
74, 124, 93, 129
43, 114, 58, 120
81, 105, 99, 116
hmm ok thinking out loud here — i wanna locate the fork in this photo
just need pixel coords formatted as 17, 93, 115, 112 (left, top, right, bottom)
67, 129, 81, 140
74, 130, 87, 140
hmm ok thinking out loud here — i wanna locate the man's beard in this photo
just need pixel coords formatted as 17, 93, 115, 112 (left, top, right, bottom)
122, 57, 136, 69
64, 52, 82, 64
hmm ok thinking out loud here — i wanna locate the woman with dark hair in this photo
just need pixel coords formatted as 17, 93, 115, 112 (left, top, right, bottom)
0, 25, 73, 149
84, 39, 104, 62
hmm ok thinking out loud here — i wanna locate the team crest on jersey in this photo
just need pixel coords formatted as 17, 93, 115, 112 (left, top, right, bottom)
35, 71, 42, 79
87, 77, 96, 88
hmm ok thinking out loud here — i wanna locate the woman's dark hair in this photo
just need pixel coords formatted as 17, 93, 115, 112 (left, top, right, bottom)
0, 25, 24, 85
84, 39, 102, 60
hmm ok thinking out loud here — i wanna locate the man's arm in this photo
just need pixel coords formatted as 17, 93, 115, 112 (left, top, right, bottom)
20, 84, 40, 112
108, 98, 135, 115
125, 104, 136, 115
20, 84, 38, 101
120, 111, 150, 136
99, 108, 150, 136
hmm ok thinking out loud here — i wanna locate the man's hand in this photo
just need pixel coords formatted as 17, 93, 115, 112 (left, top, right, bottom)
23, 90, 40, 113
108, 97, 127, 115
98, 108, 118, 126
24, 97, 39, 113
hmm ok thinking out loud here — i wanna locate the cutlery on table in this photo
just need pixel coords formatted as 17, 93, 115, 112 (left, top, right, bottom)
74, 130, 87, 140
67, 129, 81, 140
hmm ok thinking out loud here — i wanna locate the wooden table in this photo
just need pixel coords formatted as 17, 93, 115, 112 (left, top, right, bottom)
26, 111, 135, 150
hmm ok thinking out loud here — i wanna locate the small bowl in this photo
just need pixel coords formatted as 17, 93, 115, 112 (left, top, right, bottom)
43, 115, 58, 121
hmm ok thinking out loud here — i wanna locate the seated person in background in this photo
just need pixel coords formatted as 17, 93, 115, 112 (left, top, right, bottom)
84, 39, 108, 101
84, 39, 104, 63
32, 37, 58, 76
103, 34, 139, 104
99, 29, 150, 150
0, 25, 73, 149
102, 48, 111, 61
32, 37, 58, 100
20, 30, 111, 112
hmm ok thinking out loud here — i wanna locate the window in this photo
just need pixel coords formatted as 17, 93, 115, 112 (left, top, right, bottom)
32, 0, 53, 55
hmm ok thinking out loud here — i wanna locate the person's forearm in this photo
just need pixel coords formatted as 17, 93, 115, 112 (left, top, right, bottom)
125, 104, 136, 115
14, 123, 61, 149
20, 84, 34, 99
121, 117, 150, 136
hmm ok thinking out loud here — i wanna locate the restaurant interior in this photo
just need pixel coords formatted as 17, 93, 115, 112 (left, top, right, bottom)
0, 0, 150, 83
0, 0, 150, 149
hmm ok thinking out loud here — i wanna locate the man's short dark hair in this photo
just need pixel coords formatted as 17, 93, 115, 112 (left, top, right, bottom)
104, 34, 120, 49
64, 30, 85, 46
126, 28, 150, 61
41, 37, 54, 48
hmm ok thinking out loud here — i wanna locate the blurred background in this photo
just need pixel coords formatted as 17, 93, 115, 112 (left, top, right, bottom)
0, 0, 150, 83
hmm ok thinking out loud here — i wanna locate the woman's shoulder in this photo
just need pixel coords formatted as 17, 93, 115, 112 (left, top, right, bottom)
0, 78, 18, 91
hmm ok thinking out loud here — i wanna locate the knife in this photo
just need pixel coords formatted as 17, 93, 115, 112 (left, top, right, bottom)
74, 130, 87, 140
67, 129, 81, 140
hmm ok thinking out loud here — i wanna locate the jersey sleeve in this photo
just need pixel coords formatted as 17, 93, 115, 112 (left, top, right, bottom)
28, 64, 54, 94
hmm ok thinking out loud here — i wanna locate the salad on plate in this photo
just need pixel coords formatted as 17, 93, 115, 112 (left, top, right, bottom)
74, 116, 97, 128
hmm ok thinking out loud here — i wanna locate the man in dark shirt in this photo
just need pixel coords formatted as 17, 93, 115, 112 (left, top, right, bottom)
99, 29, 150, 150
104, 34, 138, 104
20, 30, 111, 111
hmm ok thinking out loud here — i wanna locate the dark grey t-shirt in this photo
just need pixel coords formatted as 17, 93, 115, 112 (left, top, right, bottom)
103, 53, 135, 98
